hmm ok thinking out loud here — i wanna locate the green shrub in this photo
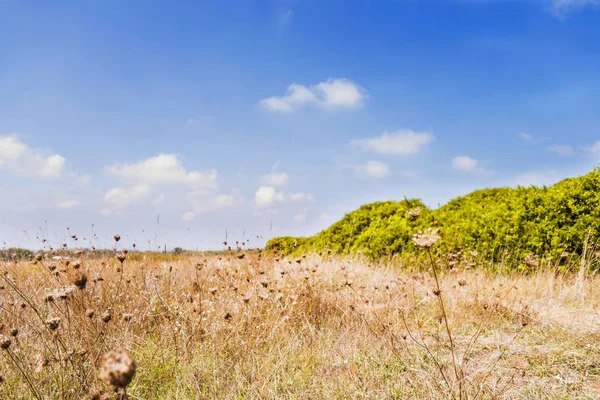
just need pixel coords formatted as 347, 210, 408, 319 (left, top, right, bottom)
267, 168, 600, 262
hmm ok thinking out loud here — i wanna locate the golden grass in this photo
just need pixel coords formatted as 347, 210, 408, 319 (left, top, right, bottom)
1, 250, 599, 399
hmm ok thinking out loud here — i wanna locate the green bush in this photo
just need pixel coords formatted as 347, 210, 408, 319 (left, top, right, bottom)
266, 168, 600, 261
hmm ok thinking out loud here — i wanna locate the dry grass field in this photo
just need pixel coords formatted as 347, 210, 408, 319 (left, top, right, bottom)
1, 241, 600, 399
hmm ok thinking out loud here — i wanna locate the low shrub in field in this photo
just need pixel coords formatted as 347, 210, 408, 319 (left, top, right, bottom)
267, 168, 600, 262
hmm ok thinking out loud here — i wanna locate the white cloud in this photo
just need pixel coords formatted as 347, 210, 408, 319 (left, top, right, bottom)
56, 200, 78, 209
107, 153, 217, 190
255, 186, 285, 207
356, 160, 390, 178
452, 156, 482, 172
550, 0, 600, 17
294, 209, 309, 223
180, 190, 241, 221
0, 135, 66, 179
260, 78, 365, 112
103, 154, 219, 214
547, 144, 574, 156
518, 132, 534, 142
585, 140, 600, 154
262, 172, 289, 186
102, 184, 152, 215
352, 130, 433, 156
289, 192, 315, 202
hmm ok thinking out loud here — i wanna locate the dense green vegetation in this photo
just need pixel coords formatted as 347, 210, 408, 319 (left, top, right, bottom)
267, 168, 600, 260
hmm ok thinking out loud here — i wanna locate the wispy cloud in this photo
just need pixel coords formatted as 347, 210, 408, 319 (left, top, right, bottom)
550, 0, 600, 18
547, 144, 575, 156
352, 130, 434, 156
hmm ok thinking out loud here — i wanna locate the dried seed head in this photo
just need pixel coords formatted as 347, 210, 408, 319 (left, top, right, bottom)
0, 335, 12, 350
99, 349, 136, 389
406, 206, 422, 220
122, 314, 133, 322
73, 272, 88, 289
102, 311, 112, 323
46, 317, 61, 331
114, 235, 121, 242
458, 278, 467, 286
86, 309, 95, 319
412, 228, 441, 248
10, 328, 18, 337
72, 261, 81, 269
524, 254, 540, 268
116, 253, 126, 263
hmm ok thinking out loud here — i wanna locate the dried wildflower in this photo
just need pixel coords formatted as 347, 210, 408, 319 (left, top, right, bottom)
99, 349, 136, 389
10, 328, 18, 337
102, 311, 112, 323
72, 261, 81, 269
0, 335, 12, 350
86, 309, 95, 319
117, 253, 126, 263
114, 235, 121, 242
122, 314, 133, 322
46, 317, 61, 331
73, 272, 88, 289
412, 228, 441, 248
458, 278, 467, 286
524, 254, 540, 268
406, 206, 422, 220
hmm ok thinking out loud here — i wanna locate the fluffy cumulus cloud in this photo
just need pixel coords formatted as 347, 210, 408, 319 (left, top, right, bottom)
101, 184, 152, 215
356, 160, 390, 178
260, 78, 365, 112
262, 172, 289, 186
107, 153, 217, 190
452, 156, 480, 172
102, 154, 219, 215
0, 135, 66, 179
255, 186, 285, 207
352, 130, 433, 156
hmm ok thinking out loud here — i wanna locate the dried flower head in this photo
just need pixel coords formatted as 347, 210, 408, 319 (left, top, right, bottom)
406, 206, 423, 220
86, 309, 95, 319
117, 253, 126, 263
412, 228, 441, 248
99, 349, 136, 389
524, 254, 540, 268
46, 317, 61, 331
72, 272, 88, 289
0, 335, 12, 350
10, 328, 18, 337
114, 235, 121, 242
102, 311, 112, 323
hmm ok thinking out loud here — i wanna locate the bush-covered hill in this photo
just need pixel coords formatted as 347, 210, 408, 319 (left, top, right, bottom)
266, 168, 600, 259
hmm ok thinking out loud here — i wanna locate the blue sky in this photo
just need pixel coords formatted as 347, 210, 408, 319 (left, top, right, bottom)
1, 0, 599, 250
